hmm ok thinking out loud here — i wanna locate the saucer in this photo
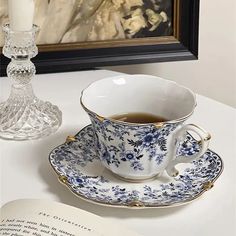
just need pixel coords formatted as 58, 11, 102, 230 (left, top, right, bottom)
49, 125, 223, 209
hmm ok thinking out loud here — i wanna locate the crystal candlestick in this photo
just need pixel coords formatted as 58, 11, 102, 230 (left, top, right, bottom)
0, 24, 62, 140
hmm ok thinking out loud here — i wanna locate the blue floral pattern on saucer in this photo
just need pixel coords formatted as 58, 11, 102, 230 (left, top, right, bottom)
49, 125, 223, 208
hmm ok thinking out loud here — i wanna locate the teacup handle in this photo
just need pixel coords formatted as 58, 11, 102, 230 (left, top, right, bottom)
166, 124, 211, 177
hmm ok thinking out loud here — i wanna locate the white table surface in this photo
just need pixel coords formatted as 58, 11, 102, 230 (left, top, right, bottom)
0, 70, 235, 236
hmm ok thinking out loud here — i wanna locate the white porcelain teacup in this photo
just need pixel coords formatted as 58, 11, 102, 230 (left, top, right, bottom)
81, 74, 211, 182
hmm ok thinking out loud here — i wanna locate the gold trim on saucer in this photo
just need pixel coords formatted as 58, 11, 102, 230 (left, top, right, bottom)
129, 201, 145, 208
58, 175, 68, 185
50, 166, 222, 209
66, 135, 76, 143
202, 181, 214, 191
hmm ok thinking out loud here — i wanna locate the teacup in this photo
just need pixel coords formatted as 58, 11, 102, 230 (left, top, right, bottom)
81, 74, 211, 182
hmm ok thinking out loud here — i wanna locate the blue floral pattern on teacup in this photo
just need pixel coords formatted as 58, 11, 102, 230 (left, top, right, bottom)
88, 111, 181, 178
49, 125, 223, 208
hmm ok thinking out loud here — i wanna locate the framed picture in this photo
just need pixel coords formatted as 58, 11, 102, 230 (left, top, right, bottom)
0, 0, 199, 76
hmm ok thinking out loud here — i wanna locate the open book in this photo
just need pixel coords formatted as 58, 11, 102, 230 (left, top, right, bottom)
0, 199, 142, 236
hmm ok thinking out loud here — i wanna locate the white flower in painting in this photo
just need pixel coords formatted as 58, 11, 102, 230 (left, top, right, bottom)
145, 9, 164, 32
160, 11, 168, 22
122, 8, 147, 37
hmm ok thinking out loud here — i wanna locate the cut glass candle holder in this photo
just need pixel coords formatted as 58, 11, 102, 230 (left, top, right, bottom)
0, 24, 62, 140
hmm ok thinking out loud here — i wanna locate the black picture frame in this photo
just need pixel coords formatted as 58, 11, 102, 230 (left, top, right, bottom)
0, 0, 199, 76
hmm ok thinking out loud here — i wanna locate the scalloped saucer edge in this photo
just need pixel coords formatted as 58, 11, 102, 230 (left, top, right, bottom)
49, 125, 223, 209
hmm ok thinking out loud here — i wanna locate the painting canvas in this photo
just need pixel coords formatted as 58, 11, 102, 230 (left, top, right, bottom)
0, 0, 173, 48
0, 0, 200, 76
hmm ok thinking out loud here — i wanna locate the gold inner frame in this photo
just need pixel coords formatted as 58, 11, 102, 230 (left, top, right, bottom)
0, 0, 180, 53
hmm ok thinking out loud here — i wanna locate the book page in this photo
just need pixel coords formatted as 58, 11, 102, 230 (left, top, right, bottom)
0, 199, 141, 236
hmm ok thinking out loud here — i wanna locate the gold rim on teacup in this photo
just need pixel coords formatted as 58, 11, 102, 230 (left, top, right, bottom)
80, 74, 197, 127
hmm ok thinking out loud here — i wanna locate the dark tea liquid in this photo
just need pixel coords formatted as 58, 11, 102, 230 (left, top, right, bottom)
110, 113, 168, 124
